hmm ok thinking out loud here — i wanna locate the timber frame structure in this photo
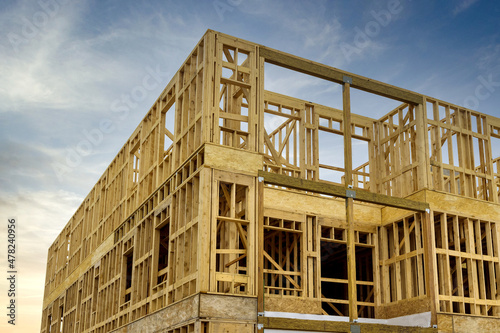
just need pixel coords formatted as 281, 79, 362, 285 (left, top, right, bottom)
41, 30, 500, 333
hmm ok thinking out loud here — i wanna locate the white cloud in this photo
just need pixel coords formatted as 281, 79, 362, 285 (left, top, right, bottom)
453, 0, 480, 15
476, 43, 500, 71
0, 1, 200, 115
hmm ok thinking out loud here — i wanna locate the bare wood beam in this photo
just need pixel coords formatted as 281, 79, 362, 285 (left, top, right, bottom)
225, 254, 246, 268
258, 170, 429, 212
423, 211, 438, 327
259, 46, 424, 105
257, 178, 265, 318
344, 81, 358, 322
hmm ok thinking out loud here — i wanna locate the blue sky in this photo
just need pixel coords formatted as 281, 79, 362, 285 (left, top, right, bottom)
0, 0, 499, 331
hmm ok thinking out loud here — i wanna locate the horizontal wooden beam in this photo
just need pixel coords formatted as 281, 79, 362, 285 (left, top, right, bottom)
259, 316, 438, 333
259, 46, 424, 105
258, 171, 429, 212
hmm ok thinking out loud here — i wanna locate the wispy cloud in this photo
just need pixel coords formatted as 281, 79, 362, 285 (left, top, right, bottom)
0, 1, 106, 112
0, 2, 202, 115
476, 43, 500, 71
453, 0, 480, 15
0, 188, 82, 332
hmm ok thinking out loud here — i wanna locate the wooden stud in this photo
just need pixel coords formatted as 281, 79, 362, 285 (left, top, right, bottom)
343, 80, 358, 321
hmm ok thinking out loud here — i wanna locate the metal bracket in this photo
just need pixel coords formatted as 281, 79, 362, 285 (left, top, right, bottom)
343, 75, 352, 84
346, 189, 356, 198
257, 312, 264, 317
258, 176, 264, 182
425, 208, 430, 214
257, 324, 264, 329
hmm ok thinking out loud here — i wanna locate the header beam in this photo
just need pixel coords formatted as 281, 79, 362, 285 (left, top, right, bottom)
259, 46, 424, 105
258, 170, 429, 212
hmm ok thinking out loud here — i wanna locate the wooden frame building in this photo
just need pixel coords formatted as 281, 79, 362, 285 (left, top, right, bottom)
41, 30, 500, 333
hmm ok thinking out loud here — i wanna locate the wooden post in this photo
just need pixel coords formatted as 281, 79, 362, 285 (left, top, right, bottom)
257, 176, 265, 331
202, 31, 215, 145
343, 78, 357, 322
416, 103, 429, 190
198, 168, 211, 292
423, 210, 438, 326
257, 54, 265, 155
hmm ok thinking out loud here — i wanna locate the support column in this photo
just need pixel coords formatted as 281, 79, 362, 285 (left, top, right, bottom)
343, 77, 357, 322
415, 102, 429, 190
423, 210, 438, 326
202, 31, 216, 145
257, 176, 265, 331
198, 168, 212, 292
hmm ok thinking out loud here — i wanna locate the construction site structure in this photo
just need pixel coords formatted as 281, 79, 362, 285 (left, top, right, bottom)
41, 30, 500, 333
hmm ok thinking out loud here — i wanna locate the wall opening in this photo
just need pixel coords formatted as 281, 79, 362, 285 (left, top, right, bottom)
320, 226, 375, 318
156, 223, 170, 285
263, 216, 303, 297
92, 275, 99, 313
264, 63, 342, 110
47, 314, 52, 333
164, 102, 175, 152
131, 143, 140, 184
356, 243, 374, 318
123, 250, 133, 303
321, 233, 348, 316
434, 212, 500, 316
215, 180, 250, 295
59, 305, 64, 333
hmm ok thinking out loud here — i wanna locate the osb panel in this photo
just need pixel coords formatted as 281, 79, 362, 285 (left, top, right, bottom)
204, 142, 263, 176
111, 294, 199, 333
437, 314, 500, 333
376, 298, 431, 319
264, 297, 322, 315
264, 187, 382, 225
381, 190, 426, 224
437, 314, 453, 333
426, 190, 500, 220
199, 293, 257, 321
